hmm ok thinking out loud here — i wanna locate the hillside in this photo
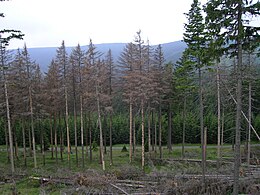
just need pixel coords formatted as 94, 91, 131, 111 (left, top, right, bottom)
27, 41, 187, 73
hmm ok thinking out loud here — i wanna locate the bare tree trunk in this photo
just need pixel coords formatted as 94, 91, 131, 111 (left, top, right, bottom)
29, 85, 37, 168
148, 102, 151, 155
220, 106, 224, 165
247, 81, 251, 166
167, 104, 172, 152
159, 102, 162, 159
4, 122, 9, 161
217, 63, 221, 169
133, 115, 136, 157
50, 116, 54, 159
4, 77, 14, 173
103, 115, 107, 155
154, 110, 157, 154
28, 123, 32, 157
39, 119, 45, 166
73, 99, 78, 167
182, 96, 186, 159
21, 119, 27, 166
199, 67, 205, 189
109, 111, 113, 165
247, 54, 252, 167
141, 99, 145, 169
65, 85, 71, 168
59, 113, 63, 161
89, 113, 92, 162
96, 84, 105, 171
13, 128, 19, 160
233, 6, 243, 194
80, 96, 84, 167
54, 113, 58, 164
129, 99, 133, 163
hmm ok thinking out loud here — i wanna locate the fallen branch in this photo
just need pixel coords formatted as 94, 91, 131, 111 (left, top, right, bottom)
109, 183, 129, 195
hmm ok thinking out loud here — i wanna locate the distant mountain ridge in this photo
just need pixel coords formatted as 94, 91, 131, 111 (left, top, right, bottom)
27, 41, 187, 73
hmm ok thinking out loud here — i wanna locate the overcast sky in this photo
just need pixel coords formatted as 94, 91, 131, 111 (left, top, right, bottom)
2, 0, 258, 49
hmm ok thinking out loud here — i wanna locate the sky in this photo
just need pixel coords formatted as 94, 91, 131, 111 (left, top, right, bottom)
1, 0, 259, 49
1, 0, 201, 49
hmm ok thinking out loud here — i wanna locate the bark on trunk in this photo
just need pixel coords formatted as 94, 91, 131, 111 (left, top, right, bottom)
199, 67, 205, 189
159, 102, 162, 159
182, 96, 186, 159
217, 63, 221, 169
80, 96, 84, 167
109, 112, 113, 165
4, 77, 14, 173
129, 100, 133, 163
21, 119, 27, 166
141, 99, 145, 169
96, 84, 105, 171
233, 5, 243, 195
29, 85, 37, 168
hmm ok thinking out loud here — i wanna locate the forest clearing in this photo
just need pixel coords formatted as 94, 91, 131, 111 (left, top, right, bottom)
0, 144, 260, 194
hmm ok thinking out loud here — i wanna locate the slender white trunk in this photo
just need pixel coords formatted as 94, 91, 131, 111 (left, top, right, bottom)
96, 84, 105, 170
4, 75, 14, 173
80, 96, 84, 167
29, 85, 37, 168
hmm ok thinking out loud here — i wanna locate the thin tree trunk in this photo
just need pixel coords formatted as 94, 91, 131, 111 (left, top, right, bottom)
217, 63, 221, 169
64, 85, 71, 168
133, 115, 136, 157
159, 102, 162, 159
54, 113, 58, 164
72, 65, 78, 167
141, 99, 145, 169
151, 110, 154, 151
50, 116, 54, 159
129, 100, 133, 163
247, 53, 252, 167
4, 77, 14, 173
28, 123, 32, 157
85, 113, 88, 161
40, 119, 45, 166
109, 111, 113, 165
182, 96, 187, 159
96, 83, 105, 171
29, 85, 37, 168
4, 121, 9, 161
154, 110, 157, 154
1, 44, 14, 173
199, 67, 205, 189
21, 119, 27, 166
59, 113, 63, 161
103, 115, 107, 155
13, 128, 19, 160
167, 104, 172, 152
247, 81, 251, 166
73, 102, 78, 167
220, 106, 224, 165
89, 113, 92, 162
80, 96, 84, 167
148, 102, 151, 154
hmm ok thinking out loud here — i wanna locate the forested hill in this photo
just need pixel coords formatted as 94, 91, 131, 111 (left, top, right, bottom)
27, 41, 186, 73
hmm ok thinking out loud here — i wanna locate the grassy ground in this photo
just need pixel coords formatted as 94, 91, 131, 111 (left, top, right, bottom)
0, 144, 258, 194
